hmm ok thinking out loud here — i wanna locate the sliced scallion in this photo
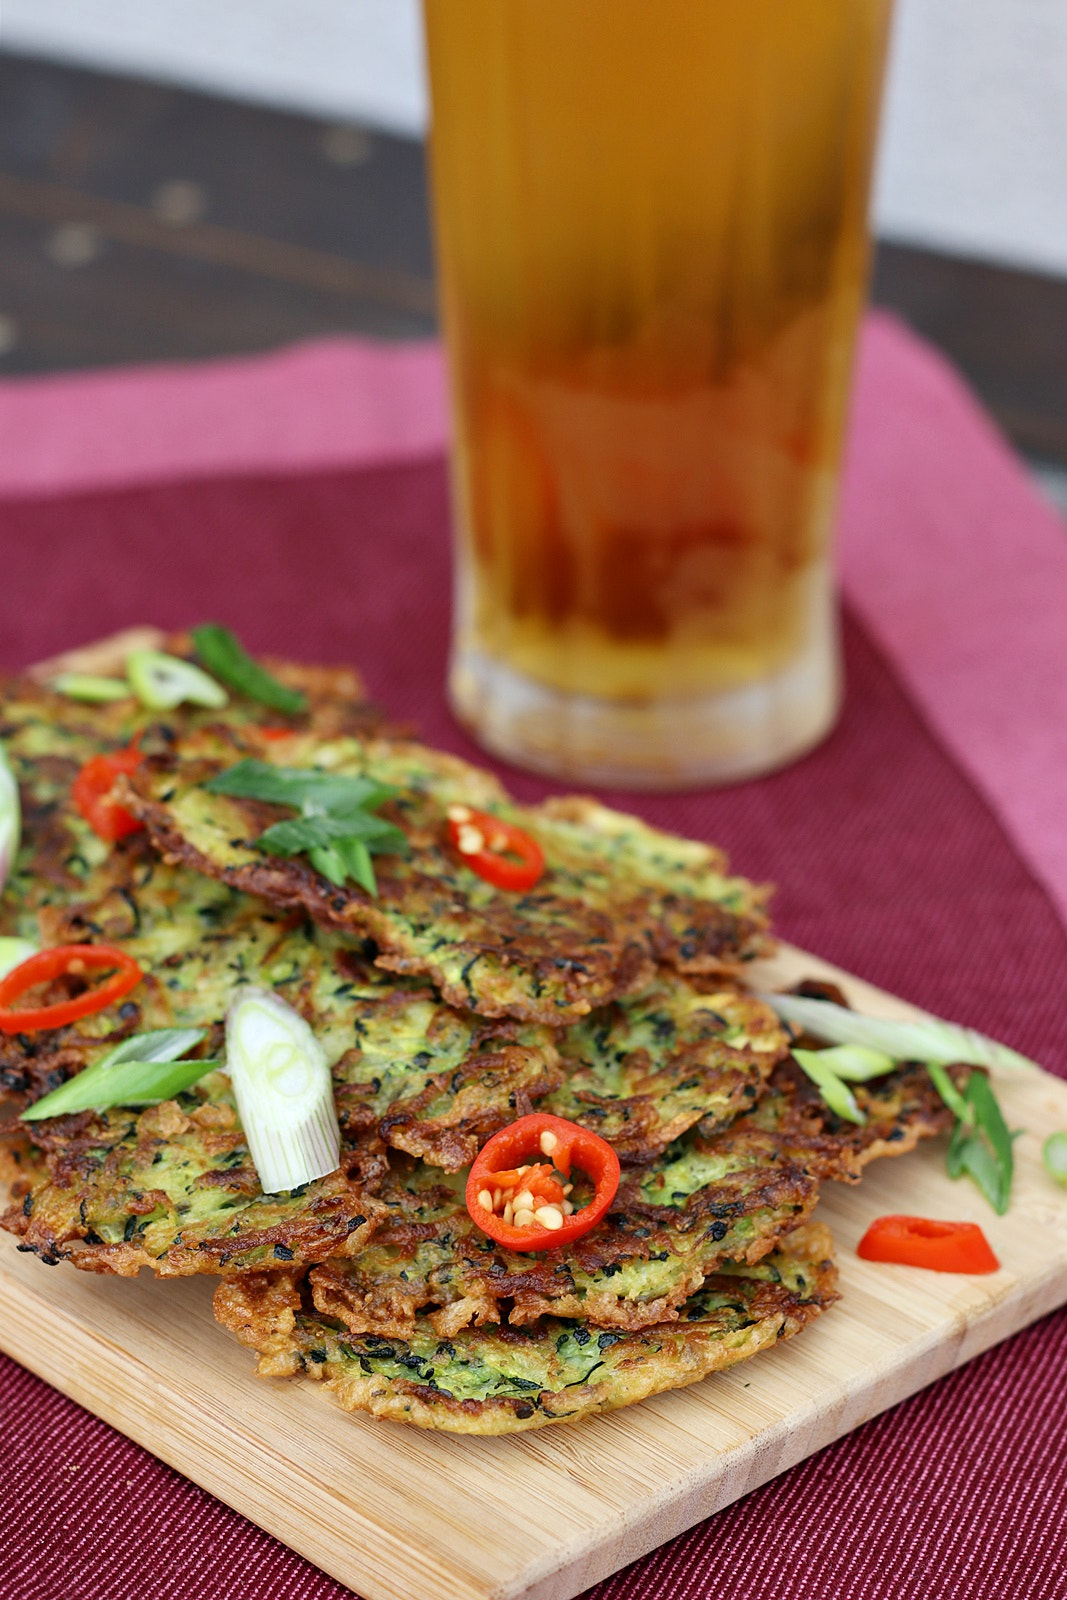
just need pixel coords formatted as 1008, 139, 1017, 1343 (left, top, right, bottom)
760, 989, 1020, 1214
127, 649, 229, 711
755, 991, 1038, 1074
1043, 1132, 1067, 1186
20, 1026, 211, 1120
51, 673, 132, 703
225, 987, 340, 1195
191, 624, 307, 716
790, 1050, 865, 1124
0, 741, 19, 894
0, 938, 37, 981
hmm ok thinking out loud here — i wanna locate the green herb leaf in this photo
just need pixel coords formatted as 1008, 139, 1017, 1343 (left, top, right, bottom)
757, 991, 1039, 1074
257, 812, 405, 855
51, 673, 132, 703
1042, 1132, 1067, 1186
191, 624, 308, 715
20, 1026, 212, 1120
203, 759, 403, 896
791, 1049, 866, 1124
204, 759, 390, 813
126, 649, 228, 711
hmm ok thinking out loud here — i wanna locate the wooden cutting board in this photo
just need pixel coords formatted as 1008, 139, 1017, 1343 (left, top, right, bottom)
5, 631, 1067, 1600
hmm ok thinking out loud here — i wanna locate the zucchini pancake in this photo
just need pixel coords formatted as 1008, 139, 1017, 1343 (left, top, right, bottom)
1, 638, 954, 1434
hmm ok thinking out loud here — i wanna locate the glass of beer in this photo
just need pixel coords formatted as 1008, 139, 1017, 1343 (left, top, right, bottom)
423, 0, 894, 787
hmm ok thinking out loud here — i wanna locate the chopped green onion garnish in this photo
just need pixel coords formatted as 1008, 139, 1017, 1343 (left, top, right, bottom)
1043, 1132, 1067, 1186
191, 624, 307, 715
800, 1044, 896, 1082
126, 649, 229, 711
756, 991, 1038, 1074
226, 987, 340, 1195
0, 938, 37, 981
51, 673, 132, 703
791, 1050, 865, 1124
760, 989, 1020, 1214
20, 1027, 211, 1120
0, 741, 19, 895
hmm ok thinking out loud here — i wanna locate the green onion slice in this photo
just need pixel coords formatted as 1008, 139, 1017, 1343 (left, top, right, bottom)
790, 1050, 865, 1124
1043, 1132, 1067, 1187
0, 938, 37, 981
755, 991, 1038, 1074
0, 741, 20, 894
225, 987, 339, 1195
191, 624, 307, 716
51, 673, 132, 703
761, 989, 1020, 1214
800, 1044, 896, 1082
20, 1027, 211, 1120
127, 649, 229, 711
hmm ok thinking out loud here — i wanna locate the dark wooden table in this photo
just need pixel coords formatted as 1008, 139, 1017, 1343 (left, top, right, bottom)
1, 51, 1064, 479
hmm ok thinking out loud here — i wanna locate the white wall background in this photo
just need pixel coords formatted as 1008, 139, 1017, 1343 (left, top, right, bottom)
3, 0, 1066, 279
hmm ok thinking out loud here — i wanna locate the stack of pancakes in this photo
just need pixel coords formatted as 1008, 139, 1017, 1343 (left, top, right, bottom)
0, 650, 950, 1433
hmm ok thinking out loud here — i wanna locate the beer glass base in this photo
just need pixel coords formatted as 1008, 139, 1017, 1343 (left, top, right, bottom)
449, 627, 842, 790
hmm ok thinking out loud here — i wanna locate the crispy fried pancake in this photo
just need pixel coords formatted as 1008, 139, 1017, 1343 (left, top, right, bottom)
7, 1072, 386, 1275
0, 660, 385, 941
122, 724, 769, 1023
214, 1221, 838, 1435
547, 980, 788, 1163
306, 1061, 952, 1339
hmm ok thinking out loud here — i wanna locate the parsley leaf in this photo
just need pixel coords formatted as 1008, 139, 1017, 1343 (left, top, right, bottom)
203, 760, 403, 896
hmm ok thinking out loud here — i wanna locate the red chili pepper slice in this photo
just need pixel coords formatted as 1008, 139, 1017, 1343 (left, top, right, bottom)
446, 805, 544, 892
856, 1215, 999, 1274
0, 944, 144, 1034
466, 1113, 620, 1252
257, 726, 298, 741
72, 748, 144, 842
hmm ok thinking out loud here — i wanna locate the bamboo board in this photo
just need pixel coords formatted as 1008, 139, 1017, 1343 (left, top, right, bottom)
4, 632, 1067, 1600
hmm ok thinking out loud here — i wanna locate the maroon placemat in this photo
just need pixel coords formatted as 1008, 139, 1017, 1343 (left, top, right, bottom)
2, 458, 1066, 1600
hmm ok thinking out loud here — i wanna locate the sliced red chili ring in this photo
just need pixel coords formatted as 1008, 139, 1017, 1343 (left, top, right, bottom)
446, 805, 544, 892
856, 1214, 999, 1274
0, 944, 144, 1034
72, 747, 144, 842
466, 1113, 620, 1252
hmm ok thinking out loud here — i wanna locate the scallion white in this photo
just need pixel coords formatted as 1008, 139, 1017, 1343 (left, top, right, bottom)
754, 991, 1037, 1075
126, 649, 229, 711
0, 741, 20, 894
225, 987, 340, 1195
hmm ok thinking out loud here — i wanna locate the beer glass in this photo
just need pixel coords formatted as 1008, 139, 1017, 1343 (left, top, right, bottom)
424, 0, 894, 787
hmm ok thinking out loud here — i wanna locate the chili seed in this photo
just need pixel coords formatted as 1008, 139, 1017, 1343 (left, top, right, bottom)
539, 1130, 558, 1157
457, 825, 485, 855
513, 1189, 535, 1212
535, 1206, 563, 1230
477, 1189, 494, 1211
513, 1208, 537, 1230
447, 805, 472, 823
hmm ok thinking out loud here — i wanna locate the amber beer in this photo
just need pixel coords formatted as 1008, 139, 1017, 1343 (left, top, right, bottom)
424, 0, 894, 785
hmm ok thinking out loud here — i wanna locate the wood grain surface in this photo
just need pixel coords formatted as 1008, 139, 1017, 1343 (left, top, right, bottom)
4, 943, 1067, 1600
5, 632, 1067, 1600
